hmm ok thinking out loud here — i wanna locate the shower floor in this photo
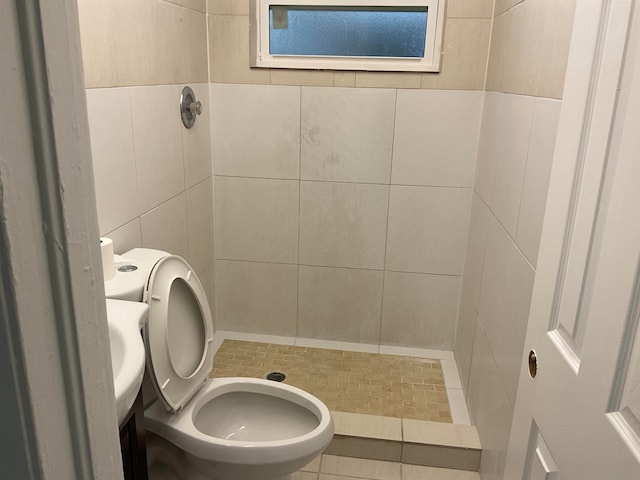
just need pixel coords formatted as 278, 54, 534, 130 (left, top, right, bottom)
210, 339, 452, 423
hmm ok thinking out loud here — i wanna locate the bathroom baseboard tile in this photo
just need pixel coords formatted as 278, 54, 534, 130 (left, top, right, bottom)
401, 443, 481, 471
401, 419, 481, 471
294, 337, 379, 353
441, 359, 463, 389
447, 389, 472, 425
212, 330, 296, 347
378, 344, 455, 360
325, 436, 402, 462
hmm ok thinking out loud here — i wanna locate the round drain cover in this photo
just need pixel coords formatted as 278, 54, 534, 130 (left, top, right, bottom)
266, 371, 286, 382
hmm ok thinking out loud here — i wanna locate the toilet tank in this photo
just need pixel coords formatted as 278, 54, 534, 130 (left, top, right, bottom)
104, 248, 168, 301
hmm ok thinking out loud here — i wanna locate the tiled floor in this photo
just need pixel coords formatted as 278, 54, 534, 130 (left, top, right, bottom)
293, 455, 480, 480
210, 339, 452, 422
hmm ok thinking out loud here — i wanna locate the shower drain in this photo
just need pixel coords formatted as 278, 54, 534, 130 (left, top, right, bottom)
266, 371, 286, 382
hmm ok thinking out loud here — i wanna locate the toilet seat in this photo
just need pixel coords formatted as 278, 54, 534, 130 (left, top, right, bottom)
143, 255, 214, 412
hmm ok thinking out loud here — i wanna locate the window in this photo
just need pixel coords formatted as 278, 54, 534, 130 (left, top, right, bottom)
250, 0, 446, 72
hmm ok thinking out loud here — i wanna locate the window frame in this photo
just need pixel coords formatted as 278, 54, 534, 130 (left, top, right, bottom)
249, 0, 446, 72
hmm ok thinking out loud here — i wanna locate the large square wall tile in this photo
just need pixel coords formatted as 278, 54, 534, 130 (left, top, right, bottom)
86, 87, 139, 234
392, 90, 483, 187
140, 193, 189, 260
460, 192, 491, 310
299, 181, 389, 270
186, 178, 214, 273
298, 266, 384, 344
212, 84, 301, 179
385, 186, 472, 275
130, 85, 185, 213
301, 87, 396, 183
214, 176, 299, 264
182, 83, 211, 187
215, 260, 298, 336
478, 216, 535, 405
516, 98, 561, 266
380, 271, 461, 349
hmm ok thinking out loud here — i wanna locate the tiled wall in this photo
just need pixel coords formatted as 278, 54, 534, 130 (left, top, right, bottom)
77, 0, 214, 311
212, 84, 483, 349
207, 0, 493, 90
454, 1, 576, 479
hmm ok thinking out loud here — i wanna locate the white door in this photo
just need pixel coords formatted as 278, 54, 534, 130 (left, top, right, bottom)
503, 0, 640, 478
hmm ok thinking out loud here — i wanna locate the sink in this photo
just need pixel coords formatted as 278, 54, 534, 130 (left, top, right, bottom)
106, 299, 149, 426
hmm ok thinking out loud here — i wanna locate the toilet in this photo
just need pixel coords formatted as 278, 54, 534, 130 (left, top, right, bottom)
105, 248, 334, 480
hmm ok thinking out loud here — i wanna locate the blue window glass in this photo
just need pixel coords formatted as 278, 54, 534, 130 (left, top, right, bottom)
269, 6, 428, 58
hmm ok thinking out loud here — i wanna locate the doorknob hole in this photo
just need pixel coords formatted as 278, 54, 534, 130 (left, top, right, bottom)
528, 350, 538, 378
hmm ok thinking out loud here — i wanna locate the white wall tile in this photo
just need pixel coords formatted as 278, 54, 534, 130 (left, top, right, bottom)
130, 85, 185, 213
140, 193, 189, 260
392, 90, 483, 187
380, 272, 460, 349
487, 93, 536, 237
474, 92, 502, 205
212, 84, 301, 179
105, 218, 142, 255
299, 181, 389, 270
186, 178, 214, 272
215, 260, 298, 336
385, 186, 472, 275
454, 288, 478, 392
298, 266, 384, 344
516, 98, 561, 265
86, 87, 139, 234
466, 321, 513, 480
461, 192, 491, 310
301, 87, 396, 183
183, 83, 211, 187
214, 176, 299, 263
478, 216, 534, 405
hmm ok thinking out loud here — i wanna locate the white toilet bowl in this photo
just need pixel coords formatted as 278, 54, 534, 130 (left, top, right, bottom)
105, 248, 334, 480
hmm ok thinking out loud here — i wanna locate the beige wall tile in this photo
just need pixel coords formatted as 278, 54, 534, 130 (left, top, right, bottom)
77, 0, 119, 88
422, 19, 492, 90
301, 87, 396, 183
298, 266, 384, 344
215, 260, 298, 336
380, 272, 461, 349
355, 72, 421, 89
213, 176, 299, 263
166, 0, 206, 13
333, 72, 356, 87
486, 0, 576, 99
180, 8, 209, 83
392, 90, 483, 187
211, 84, 300, 179
140, 193, 190, 259
494, 0, 522, 16
208, 0, 250, 15
271, 69, 335, 87
186, 178, 214, 272
385, 186, 472, 275
209, 14, 271, 84
447, 0, 494, 18
299, 182, 389, 270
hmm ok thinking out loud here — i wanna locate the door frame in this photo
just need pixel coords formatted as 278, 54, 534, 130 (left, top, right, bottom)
0, 0, 122, 478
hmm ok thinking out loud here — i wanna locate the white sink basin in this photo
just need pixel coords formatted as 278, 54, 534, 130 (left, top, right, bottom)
105, 299, 148, 426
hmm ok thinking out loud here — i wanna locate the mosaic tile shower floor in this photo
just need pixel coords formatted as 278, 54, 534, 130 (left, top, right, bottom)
210, 340, 452, 423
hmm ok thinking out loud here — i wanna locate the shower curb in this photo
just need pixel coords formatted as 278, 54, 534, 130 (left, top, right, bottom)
324, 411, 481, 471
